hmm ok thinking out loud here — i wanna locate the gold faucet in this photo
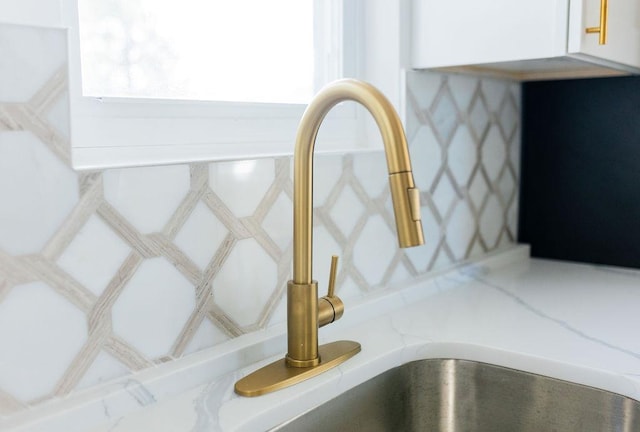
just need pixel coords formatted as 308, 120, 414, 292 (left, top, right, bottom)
234, 79, 424, 397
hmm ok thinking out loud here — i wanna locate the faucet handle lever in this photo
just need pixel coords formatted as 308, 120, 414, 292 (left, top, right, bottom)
327, 255, 339, 298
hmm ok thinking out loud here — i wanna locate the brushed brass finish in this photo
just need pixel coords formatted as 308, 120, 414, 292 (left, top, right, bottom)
408, 188, 422, 222
235, 341, 361, 397
586, 0, 608, 45
389, 172, 425, 248
293, 79, 424, 284
235, 79, 424, 397
327, 255, 338, 297
318, 294, 344, 327
286, 281, 320, 366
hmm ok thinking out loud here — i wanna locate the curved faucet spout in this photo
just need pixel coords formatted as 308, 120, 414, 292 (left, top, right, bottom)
293, 79, 425, 285
235, 79, 425, 397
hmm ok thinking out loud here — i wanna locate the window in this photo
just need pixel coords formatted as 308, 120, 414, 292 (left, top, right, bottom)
63, 0, 404, 169
78, 0, 322, 104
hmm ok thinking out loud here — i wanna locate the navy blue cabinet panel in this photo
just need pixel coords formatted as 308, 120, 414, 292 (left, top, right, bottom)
519, 76, 640, 269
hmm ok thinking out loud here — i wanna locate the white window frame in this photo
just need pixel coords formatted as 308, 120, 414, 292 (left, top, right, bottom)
62, 0, 408, 170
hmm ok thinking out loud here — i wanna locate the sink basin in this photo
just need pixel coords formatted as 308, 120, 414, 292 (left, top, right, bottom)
272, 359, 640, 431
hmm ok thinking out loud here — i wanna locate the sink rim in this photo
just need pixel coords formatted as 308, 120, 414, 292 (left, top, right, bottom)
272, 356, 640, 432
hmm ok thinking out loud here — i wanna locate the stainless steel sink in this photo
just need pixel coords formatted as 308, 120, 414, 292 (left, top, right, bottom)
272, 359, 640, 431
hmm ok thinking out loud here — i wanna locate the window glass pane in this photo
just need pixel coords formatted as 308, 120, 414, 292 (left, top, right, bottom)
78, 0, 315, 103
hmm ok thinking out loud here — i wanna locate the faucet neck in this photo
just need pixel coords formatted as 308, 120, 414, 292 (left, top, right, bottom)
292, 79, 415, 284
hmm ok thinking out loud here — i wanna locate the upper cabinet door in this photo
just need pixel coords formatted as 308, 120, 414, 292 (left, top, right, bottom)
412, 0, 568, 68
412, 0, 640, 78
568, 0, 640, 70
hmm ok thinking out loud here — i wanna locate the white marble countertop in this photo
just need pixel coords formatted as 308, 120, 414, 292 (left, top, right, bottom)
12, 246, 640, 432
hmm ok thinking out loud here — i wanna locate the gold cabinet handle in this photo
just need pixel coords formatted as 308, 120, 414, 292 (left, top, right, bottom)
586, 0, 608, 45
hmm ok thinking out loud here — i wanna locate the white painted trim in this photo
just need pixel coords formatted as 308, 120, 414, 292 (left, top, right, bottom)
0, 0, 63, 27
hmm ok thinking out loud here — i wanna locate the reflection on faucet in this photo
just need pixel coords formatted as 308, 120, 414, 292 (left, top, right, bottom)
235, 79, 424, 397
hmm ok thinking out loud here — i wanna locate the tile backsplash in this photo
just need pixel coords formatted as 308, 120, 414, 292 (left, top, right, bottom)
0, 24, 520, 418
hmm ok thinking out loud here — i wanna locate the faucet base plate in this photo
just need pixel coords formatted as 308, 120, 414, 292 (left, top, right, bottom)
234, 340, 361, 397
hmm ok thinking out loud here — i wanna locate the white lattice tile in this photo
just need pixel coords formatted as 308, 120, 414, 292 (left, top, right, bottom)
498, 230, 512, 248
0, 132, 78, 255
352, 151, 388, 198
182, 319, 230, 356
352, 214, 396, 287
480, 194, 504, 249
174, 202, 228, 271
0, 282, 87, 402
406, 71, 441, 111
409, 125, 442, 191
313, 155, 343, 207
507, 199, 519, 238
480, 79, 508, 112
498, 94, 519, 140
448, 125, 476, 186
432, 247, 454, 270
388, 261, 411, 285
210, 159, 274, 218
481, 125, 507, 182
262, 192, 292, 251
384, 192, 395, 224
57, 215, 131, 297
497, 169, 517, 206
329, 184, 365, 239
0, 26, 66, 102
267, 291, 287, 327
404, 93, 423, 143
75, 351, 129, 391
112, 257, 195, 359
510, 134, 521, 173
213, 239, 277, 327
448, 74, 478, 111
469, 238, 486, 259
430, 87, 458, 144
432, 174, 457, 218
335, 275, 364, 304
468, 170, 490, 212
510, 82, 521, 109
446, 200, 475, 260
44, 91, 70, 138
103, 165, 190, 234
469, 94, 490, 141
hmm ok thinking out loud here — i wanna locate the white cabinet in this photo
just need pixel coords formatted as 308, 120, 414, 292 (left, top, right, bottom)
569, 0, 640, 69
412, 0, 640, 79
